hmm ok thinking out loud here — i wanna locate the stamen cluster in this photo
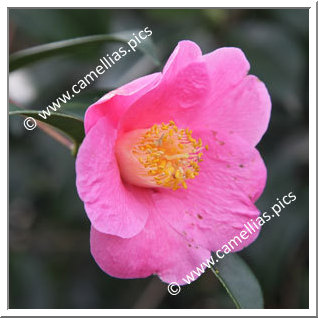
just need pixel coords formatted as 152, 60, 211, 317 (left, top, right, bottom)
132, 121, 208, 190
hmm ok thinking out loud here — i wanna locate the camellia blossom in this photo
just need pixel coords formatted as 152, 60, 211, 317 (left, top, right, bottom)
76, 40, 271, 285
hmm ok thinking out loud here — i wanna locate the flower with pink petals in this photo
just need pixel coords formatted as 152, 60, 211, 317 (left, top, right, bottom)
75, 40, 271, 285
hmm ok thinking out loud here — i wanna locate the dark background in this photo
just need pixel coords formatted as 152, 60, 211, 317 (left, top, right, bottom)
9, 9, 309, 309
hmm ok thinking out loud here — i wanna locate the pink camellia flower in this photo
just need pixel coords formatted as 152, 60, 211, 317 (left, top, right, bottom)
76, 41, 271, 285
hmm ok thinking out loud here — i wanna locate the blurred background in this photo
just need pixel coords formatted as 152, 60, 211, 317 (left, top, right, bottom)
9, 9, 309, 309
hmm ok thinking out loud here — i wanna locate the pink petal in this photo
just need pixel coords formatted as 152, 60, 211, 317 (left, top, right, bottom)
85, 41, 201, 134
203, 47, 250, 94
117, 42, 207, 134
119, 61, 210, 133
152, 130, 266, 252
192, 74, 271, 146
76, 117, 151, 238
90, 210, 211, 285
84, 72, 161, 133
118, 43, 270, 149
162, 40, 202, 79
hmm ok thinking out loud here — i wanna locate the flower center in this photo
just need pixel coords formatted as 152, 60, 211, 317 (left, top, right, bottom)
115, 121, 208, 191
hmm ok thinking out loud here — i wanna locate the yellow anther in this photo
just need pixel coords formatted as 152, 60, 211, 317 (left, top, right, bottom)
133, 121, 207, 190
185, 169, 195, 179
175, 169, 183, 180
158, 160, 166, 169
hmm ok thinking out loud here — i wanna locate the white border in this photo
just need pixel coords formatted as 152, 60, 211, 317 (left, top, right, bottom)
4, 1, 316, 316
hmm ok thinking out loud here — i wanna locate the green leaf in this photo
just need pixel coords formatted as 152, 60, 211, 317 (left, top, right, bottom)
211, 253, 264, 309
57, 101, 89, 120
9, 32, 160, 71
9, 103, 85, 155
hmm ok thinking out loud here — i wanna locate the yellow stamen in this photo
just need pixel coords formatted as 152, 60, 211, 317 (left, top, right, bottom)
132, 121, 208, 190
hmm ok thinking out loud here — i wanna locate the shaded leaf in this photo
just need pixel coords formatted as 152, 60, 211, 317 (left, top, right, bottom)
10, 32, 160, 71
211, 253, 264, 309
9, 103, 84, 155
58, 102, 90, 120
